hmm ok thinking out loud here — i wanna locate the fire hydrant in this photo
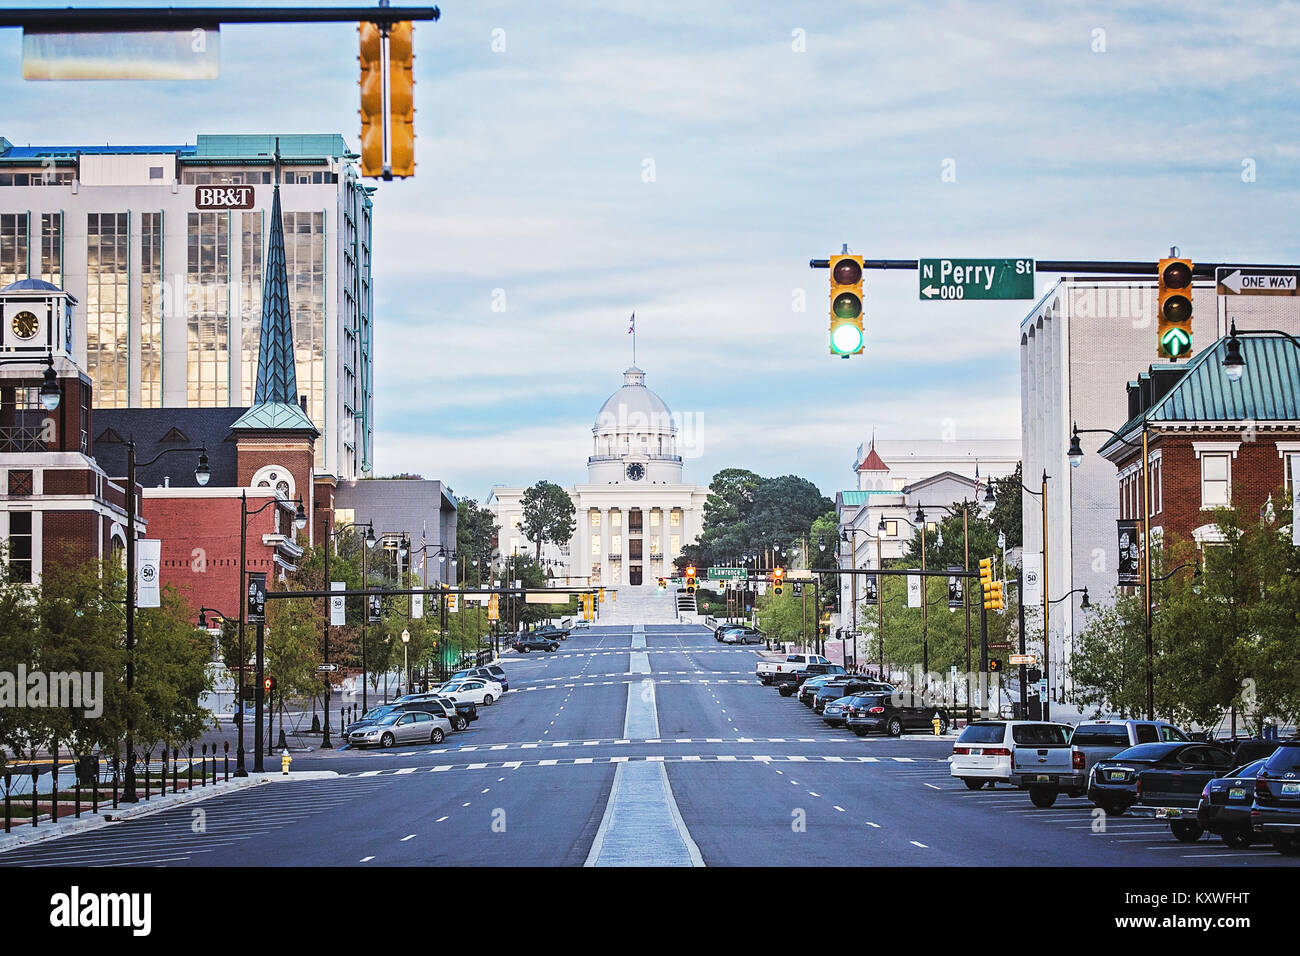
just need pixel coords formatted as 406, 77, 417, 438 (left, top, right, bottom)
281, 750, 292, 775
932, 714, 942, 736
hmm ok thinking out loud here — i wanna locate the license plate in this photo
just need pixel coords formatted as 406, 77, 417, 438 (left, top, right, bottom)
1036, 774, 1051, 782
1156, 808, 1183, 819
1283, 783, 1300, 796
1109, 771, 1125, 781
1229, 787, 1245, 800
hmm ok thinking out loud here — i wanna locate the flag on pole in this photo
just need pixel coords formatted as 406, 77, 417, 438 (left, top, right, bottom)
420, 520, 427, 574
627, 312, 635, 334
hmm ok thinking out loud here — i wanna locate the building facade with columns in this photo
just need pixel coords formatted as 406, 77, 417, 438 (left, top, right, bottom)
489, 366, 709, 588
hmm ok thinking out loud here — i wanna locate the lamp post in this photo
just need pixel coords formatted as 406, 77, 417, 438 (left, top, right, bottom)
401, 629, 410, 695
1220, 320, 1300, 384
240, 491, 306, 774
321, 516, 374, 748
839, 528, 859, 669
121, 440, 209, 802
197, 606, 242, 774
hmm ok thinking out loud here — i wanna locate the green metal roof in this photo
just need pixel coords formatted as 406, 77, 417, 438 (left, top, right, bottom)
230, 402, 319, 434
1099, 334, 1300, 455
193, 134, 349, 160
837, 490, 898, 505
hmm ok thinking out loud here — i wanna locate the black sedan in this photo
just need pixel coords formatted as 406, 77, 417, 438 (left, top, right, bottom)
514, 635, 558, 652
1089, 741, 1226, 817
1197, 758, 1270, 848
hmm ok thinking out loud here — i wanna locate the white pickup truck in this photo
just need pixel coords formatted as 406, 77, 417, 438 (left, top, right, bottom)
756, 653, 829, 685
1008, 721, 1086, 807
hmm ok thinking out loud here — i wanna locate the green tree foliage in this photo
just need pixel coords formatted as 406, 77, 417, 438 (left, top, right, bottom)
456, 497, 498, 565
519, 481, 576, 561
750, 476, 834, 552
699, 468, 763, 559
133, 586, 215, 752
1067, 590, 1147, 718
687, 470, 833, 571
987, 461, 1023, 549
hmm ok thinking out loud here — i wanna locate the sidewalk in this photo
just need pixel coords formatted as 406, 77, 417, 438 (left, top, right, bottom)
0, 768, 339, 854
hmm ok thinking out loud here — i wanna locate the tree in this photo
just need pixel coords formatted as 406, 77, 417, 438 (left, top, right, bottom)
987, 462, 1023, 549
456, 497, 498, 565
133, 586, 215, 752
699, 468, 763, 558
747, 475, 834, 551
1068, 589, 1147, 718
519, 481, 576, 561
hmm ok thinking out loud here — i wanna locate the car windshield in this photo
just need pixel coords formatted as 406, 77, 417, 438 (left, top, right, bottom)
361, 706, 394, 720
828, 696, 854, 707
1071, 725, 1130, 746
1108, 742, 1183, 762
441, 682, 465, 692
850, 695, 886, 706
1265, 745, 1300, 773
1228, 759, 1268, 779
957, 723, 1006, 744
376, 714, 400, 726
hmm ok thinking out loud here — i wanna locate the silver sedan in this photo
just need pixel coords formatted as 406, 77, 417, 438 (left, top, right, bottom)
348, 711, 453, 748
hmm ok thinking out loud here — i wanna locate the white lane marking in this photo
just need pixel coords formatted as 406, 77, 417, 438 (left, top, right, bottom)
834, 806, 846, 812
401, 834, 415, 842
866, 822, 881, 828
925, 784, 941, 790
361, 855, 375, 862
436, 816, 449, 822
910, 841, 928, 848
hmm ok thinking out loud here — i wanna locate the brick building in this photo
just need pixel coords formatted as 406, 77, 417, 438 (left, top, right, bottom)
1098, 334, 1300, 557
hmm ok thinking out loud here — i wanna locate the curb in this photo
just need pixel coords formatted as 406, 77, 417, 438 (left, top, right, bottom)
0, 773, 280, 854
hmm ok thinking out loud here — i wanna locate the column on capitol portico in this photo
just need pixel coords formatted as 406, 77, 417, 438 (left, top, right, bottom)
600, 506, 612, 588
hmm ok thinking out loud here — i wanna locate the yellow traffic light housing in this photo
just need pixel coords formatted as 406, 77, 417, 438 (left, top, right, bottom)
388, 21, 416, 178
1157, 256, 1193, 359
685, 565, 697, 594
978, 558, 993, 591
773, 566, 785, 595
828, 253, 865, 357
983, 581, 1004, 611
358, 22, 385, 177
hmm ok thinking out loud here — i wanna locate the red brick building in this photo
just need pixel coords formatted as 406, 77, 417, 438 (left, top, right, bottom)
1100, 334, 1300, 553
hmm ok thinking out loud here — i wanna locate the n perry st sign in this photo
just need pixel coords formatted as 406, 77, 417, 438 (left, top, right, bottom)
919, 258, 1035, 301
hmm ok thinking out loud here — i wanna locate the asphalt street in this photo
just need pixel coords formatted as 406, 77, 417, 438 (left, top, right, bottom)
3, 622, 1297, 867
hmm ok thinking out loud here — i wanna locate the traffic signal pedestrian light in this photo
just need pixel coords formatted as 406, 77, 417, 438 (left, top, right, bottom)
1157, 256, 1194, 359
773, 566, 784, 595
685, 566, 697, 594
358, 23, 385, 177
989, 658, 1003, 673
387, 21, 416, 178
828, 253, 865, 357
263, 676, 276, 696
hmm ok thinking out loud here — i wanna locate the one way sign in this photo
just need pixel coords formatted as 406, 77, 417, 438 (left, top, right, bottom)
1216, 267, 1300, 296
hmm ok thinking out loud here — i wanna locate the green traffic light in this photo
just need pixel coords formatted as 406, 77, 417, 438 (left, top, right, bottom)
1160, 327, 1192, 357
831, 322, 863, 354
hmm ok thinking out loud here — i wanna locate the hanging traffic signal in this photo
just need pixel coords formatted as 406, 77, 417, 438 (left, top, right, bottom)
685, 566, 697, 594
358, 22, 385, 177
978, 558, 993, 592
1157, 256, 1193, 359
388, 21, 416, 178
983, 581, 1004, 611
828, 253, 865, 357
773, 566, 785, 595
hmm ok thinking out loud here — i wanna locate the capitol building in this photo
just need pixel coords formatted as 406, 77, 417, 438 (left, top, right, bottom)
489, 366, 708, 588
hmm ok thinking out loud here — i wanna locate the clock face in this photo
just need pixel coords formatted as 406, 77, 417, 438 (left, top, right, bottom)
11, 310, 39, 340
626, 462, 645, 481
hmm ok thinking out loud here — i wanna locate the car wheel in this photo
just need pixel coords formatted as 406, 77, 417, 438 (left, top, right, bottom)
1029, 786, 1058, 809
482, 694, 494, 706
519, 647, 528, 653
1066, 789, 1086, 798
963, 778, 986, 790
430, 729, 445, 744
380, 733, 394, 748
1170, 820, 1203, 842
1222, 829, 1252, 849
778, 686, 793, 697
886, 717, 904, 737
1272, 837, 1300, 856
851, 727, 867, 737
454, 717, 467, 732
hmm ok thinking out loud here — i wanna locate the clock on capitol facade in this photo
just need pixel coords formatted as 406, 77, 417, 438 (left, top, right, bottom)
625, 462, 645, 481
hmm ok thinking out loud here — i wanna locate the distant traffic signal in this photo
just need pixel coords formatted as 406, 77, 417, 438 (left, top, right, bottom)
978, 557, 993, 594
989, 658, 1003, 673
358, 23, 385, 177
828, 253, 865, 357
983, 580, 1004, 611
685, 566, 697, 594
388, 21, 416, 178
773, 566, 785, 595
263, 676, 276, 697
1157, 256, 1193, 359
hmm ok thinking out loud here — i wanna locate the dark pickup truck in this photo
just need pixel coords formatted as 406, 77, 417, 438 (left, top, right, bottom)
1128, 742, 1236, 841
775, 663, 848, 697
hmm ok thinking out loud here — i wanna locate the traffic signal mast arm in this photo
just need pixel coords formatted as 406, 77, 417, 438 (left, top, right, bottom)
809, 257, 1300, 277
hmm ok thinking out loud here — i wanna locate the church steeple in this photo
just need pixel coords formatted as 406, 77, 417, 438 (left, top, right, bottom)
232, 141, 318, 435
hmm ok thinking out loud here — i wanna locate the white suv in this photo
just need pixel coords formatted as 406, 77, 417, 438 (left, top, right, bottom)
950, 720, 1076, 790
437, 678, 503, 707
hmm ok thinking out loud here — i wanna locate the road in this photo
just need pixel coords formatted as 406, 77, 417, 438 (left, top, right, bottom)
3, 622, 1297, 867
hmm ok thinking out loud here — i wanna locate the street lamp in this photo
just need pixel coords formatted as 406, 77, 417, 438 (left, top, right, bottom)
0, 352, 62, 411
1220, 320, 1300, 384
321, 516, 375, 748
121, 439, 209, 802
401, 629, 411, 695
198, 606, 246, 775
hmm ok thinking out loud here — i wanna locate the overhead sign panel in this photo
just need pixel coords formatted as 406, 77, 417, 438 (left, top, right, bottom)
1216, 267, 1300, 296
920, 258, 1034, 300
23, 27, 221, 80
707, 567, 748, 581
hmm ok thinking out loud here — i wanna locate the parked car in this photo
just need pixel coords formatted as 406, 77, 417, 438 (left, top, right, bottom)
1008, 723, 1085, 807
847, 691, 948, 737
1250, 739, 1300, 856
1197, 758, 1271, 848
449, 666, 510, 691
757, 653, 829, 685
348, 711, 453, 748
812, 678, 892, 715
950, 720, 1074, 790
1069, 719, 1189, 784
532, 624, 569, 641
573, 618, 591, 629
390, 693, 472, 731
1088, 741, 1219, 817
514, 635, 559, 652
1127, 742, 1236, 841
715, 623, 746, 642
722, 627, 764, 645
821, 696, 856, 727
437, 677, 502, 707
789, 669, 850, 701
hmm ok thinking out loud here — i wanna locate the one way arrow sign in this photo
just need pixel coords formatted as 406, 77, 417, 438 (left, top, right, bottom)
1217, 267, 1300, 296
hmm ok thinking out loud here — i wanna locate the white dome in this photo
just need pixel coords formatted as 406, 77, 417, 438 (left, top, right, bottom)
593, 366, 676, 434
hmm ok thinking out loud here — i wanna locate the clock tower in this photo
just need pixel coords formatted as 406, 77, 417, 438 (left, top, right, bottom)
588, 365, 683, 484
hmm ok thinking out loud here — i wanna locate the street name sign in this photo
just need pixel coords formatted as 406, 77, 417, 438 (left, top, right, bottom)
920, 258, 1034, 301
1216, 267, 1300, 296
708, 567, 748, 581
1009, 654, 1036, 665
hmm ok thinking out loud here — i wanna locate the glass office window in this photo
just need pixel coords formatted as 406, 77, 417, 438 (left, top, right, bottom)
283, 211, 325, 465
140, 212, 163, 407
241, 211, 264, 406
0, 213, 28, 288
40, 212, 61, 286
87, 213, 129, 408
187, 212, 231, 407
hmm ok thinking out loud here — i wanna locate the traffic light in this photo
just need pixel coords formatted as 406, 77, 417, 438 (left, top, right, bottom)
388, 21, 415, 178
358, 23, 385, 177
828, 253, 865, 357
978, 557, 993, 599
263, 676, 276, 697
983, 580, 1004, 611
989, 658, 1003, 673
1157, 256, 1194, 359
685, 566, 697, 594
773, 566, 785, 595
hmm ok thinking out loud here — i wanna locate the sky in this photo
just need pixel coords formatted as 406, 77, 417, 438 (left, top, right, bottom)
1, 0, 1297, 504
